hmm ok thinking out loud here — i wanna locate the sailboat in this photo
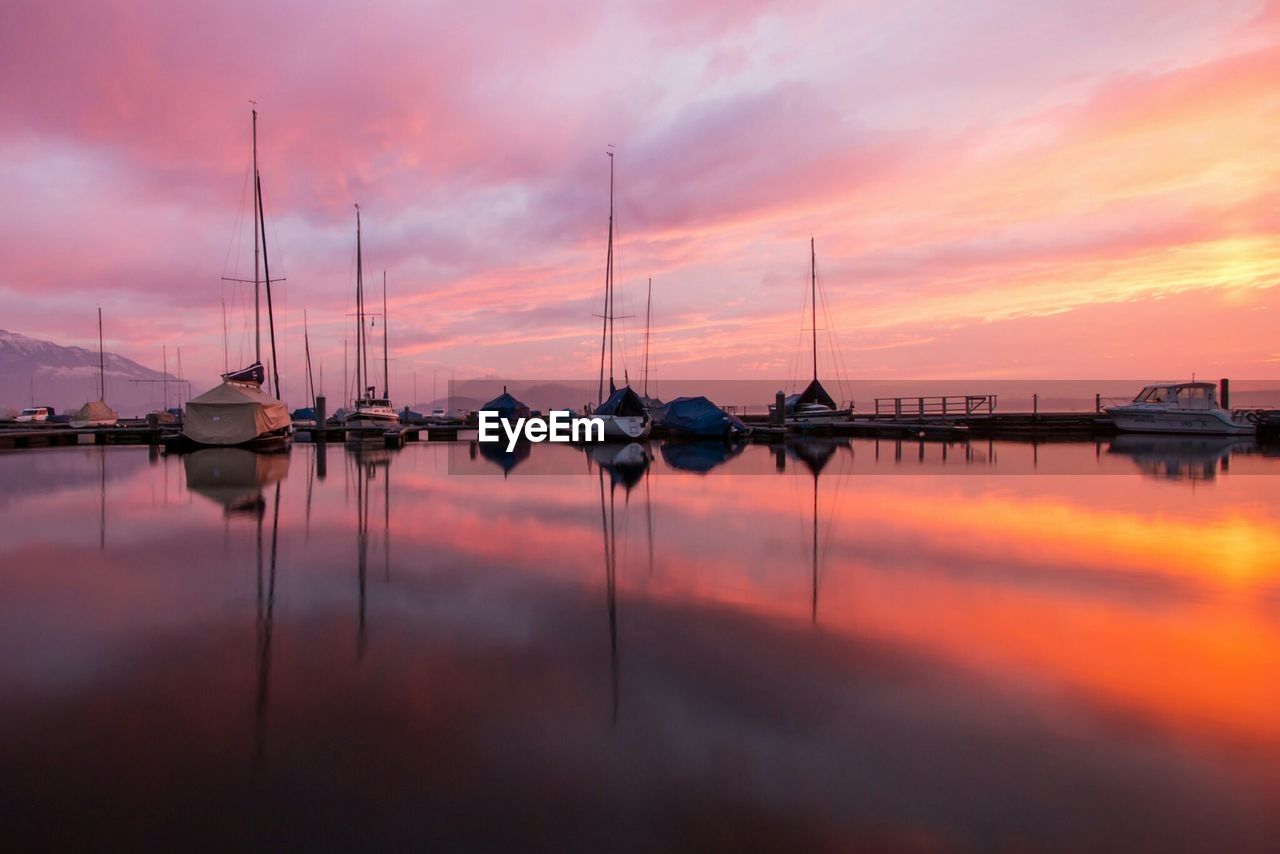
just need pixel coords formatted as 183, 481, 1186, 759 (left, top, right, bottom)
344, 209, 400, 432
592, 149, 651, 440
173, 109, 291, 452
771, 239, 852, 426
71, 307, 119, 428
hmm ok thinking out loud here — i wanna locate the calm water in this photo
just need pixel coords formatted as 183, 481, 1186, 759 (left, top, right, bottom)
3, 437, 1280, 851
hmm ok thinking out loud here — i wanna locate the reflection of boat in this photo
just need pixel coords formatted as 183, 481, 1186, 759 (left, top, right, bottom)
659, 439, 745, 474
71, 308, 119, 428
787, 436, 847, 476
1107, 434, 1256, 481
184, 448, 291, 515
475, 438, 532, 474
658, 396, 749, 438
1106, 382, 1255, 435
591, 148, 652, 441
177, 111, 291, 452
769, 239, 852, 426
591, 442, 651, 491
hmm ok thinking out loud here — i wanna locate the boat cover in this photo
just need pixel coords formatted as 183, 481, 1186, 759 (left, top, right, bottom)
184, 381, 290, 445
72, 399, 118, 423
595, 386, 646, 417
784, 378, 837, 412
222, 362, 265, 385
479, 389, 531, 420
659, 396, 737, 437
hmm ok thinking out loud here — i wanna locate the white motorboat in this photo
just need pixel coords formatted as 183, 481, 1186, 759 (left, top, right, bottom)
1106, 382, 1256, 435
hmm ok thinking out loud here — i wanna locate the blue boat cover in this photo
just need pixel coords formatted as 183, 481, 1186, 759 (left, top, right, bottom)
479, 388, 531, 420
291, 407, 317, 421
661, 395, 745, 437
595, 385, 646, 417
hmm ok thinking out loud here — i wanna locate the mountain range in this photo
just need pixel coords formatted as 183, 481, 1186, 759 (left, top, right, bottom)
0, 329, 179, 416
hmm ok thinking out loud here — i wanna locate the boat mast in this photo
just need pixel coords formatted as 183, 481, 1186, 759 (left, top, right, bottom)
608, 150, 616, 394
598, 147, 615, 405
382, 271, 389, 399
355, 205, 366, 403
252, 109, 261, 366
303, 309, 315, 406
811, 237, 818, 383
642, 277, 651, 398
255, 112, 281, 399
97, 306, 105, 401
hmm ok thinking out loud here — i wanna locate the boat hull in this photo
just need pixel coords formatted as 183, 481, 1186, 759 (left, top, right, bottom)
1106, 406, 1255, 436
344, 414, 401, 431
163, 429, 291, 454
599, 414, 651, 440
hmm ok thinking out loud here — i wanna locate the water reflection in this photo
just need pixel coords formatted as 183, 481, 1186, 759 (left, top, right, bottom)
1108, 434, 1258, 481
3, 439, 1280, 850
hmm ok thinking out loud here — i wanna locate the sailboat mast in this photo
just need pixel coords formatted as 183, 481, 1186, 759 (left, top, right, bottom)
382, 271, 389, 399
256, 153, 281, 399
608, 151, 616, 392
811, 237, 818, 382
252, 110, 261, 365
598, 148, 614, 405
643, 277, 651, 397
97, 306, 105, 401
355, 205, 366, 402
303, 309, 314, 405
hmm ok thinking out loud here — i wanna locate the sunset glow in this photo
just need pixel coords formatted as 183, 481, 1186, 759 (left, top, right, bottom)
4, 1, 1278, 398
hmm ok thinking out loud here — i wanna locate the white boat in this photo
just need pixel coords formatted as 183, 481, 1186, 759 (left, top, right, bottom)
346, 394, 400, 430
1106, 382, 1256, 435
600, 414, 650, 440
343, 208, 400, 433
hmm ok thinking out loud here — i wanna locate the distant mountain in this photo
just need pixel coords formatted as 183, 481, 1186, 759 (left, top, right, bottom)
0, 329, 179, 416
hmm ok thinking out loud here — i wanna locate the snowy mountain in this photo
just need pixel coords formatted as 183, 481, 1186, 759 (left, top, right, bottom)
0, 329, 180, 416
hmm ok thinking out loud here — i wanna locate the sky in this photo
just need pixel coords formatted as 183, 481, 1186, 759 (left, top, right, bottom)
2, 0, 1278, 403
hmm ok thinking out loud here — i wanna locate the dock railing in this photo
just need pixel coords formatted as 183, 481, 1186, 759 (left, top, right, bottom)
873, 394, 997, 419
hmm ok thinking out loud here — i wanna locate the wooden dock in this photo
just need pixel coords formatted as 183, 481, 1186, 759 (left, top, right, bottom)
0, 424, 166, 449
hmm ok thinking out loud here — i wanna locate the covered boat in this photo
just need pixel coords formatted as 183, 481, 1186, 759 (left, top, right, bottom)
659, 396, 748, 438
595, 386, 651, 440
71, 399, 118, 428
182, 381, 291, 450
480, 388, 531, 420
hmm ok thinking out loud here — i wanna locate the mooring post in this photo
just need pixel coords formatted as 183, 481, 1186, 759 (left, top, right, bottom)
773, 390, 786, 427
1095, 393, 1101, 413
315, 394, 327, 439
1033, 393, 1039, 420
1220, 378, 1230, 409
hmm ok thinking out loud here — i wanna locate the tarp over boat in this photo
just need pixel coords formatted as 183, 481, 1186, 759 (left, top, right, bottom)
595, 386, 646, 417
783, 378, 837, 412
72, 399, 118, 424
659, 396, 747, 437
479, 389, 531, 420
183, 381, 290, 446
